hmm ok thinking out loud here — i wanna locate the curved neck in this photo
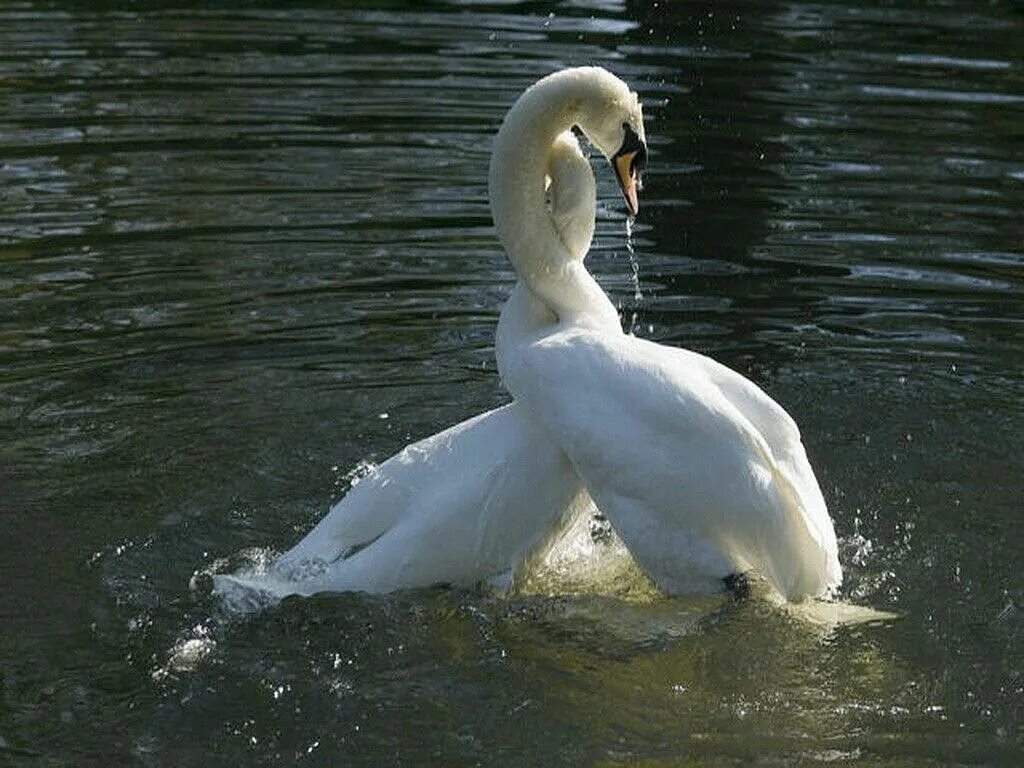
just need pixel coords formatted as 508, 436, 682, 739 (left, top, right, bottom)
489, 71, 619, 330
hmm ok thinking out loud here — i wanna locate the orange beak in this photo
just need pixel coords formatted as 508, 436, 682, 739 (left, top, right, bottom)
613, 150, 642, 217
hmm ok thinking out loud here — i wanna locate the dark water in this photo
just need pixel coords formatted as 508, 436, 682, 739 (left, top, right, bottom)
2, 0, 1022, 764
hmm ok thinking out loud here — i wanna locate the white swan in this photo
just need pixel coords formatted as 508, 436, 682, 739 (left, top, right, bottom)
214, 66, 841, 603
492, 67, 841, 600
212, 133, 597, 599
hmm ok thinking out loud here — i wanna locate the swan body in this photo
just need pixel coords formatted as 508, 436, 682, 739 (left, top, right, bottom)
492, 68, 841, 600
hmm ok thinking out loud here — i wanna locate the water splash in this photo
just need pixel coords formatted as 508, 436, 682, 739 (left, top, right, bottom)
624, 216, 643, 335
154, 624, 217, 680
625, 216, 643, 302
515, 492, 660, 601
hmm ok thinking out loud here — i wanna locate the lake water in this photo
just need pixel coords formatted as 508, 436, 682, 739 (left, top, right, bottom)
2, 0, 1022, 764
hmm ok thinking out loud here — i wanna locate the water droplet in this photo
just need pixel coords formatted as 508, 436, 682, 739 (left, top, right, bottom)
625, 218, 642, 302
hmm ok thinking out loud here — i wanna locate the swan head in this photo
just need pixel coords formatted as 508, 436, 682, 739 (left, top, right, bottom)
568, 67, 647, 216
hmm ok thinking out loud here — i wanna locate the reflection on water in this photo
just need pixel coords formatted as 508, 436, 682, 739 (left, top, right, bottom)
1, 0, 1022, 764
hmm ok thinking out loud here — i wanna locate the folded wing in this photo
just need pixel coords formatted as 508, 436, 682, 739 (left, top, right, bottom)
503, 328, 841, 600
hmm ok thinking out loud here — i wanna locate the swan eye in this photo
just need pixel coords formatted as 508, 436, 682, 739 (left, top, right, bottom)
615, 122, 647, 174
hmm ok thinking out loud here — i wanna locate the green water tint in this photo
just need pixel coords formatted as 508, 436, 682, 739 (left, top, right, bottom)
1, 0, 1022, 764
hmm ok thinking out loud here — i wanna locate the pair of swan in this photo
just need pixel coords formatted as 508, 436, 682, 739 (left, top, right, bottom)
213, 67, 841, 603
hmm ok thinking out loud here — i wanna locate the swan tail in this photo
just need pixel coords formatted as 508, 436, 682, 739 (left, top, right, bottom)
759, 456, 842, 601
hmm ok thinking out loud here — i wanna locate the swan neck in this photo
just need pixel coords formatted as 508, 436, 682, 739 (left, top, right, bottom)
489, 72, 618, 330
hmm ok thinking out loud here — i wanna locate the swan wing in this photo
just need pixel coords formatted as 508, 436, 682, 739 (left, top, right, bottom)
664, 344, 839, 564
215, 404, 581, 597
276, 407, 507, 567
504, 329, 841, 600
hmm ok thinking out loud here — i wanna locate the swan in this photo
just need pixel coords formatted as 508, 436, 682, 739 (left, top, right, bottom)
211, 132, 598, 599
214, 66, 841, 603
492, 67, 842, 600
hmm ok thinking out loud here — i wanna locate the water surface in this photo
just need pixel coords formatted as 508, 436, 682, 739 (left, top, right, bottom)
1, 0, 1022, 764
